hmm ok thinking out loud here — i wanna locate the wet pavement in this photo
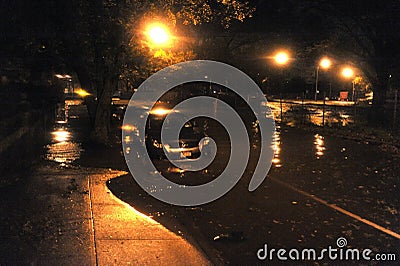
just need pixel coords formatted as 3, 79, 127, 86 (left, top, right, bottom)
0, 102, 210, 265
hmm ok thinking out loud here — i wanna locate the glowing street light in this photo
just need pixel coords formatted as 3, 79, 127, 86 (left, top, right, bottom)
274, 51, 290, 66
341, 67, 354, 79
341, 67, 356, 102
314, 57, 332, 101
320, 58, 332, 69
270, 51, 291, 118
145, 23, 171, 47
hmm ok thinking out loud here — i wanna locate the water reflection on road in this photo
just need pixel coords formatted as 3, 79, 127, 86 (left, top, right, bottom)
314, 134, 325, 159
45, 100, 84, 166
108, 122, 400, 265
273, 127, 399, 234
46, 126, 82, 166
268, 101, 355, 127
272, 126, 282, 168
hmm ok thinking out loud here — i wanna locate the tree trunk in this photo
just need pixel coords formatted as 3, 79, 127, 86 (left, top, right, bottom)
92, 75, 115, 144
370, 74, 388, 126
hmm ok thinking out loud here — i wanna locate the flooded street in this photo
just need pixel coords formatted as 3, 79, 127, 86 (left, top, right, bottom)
271, 127, 399, 235
42, 101, 399, 264
109, 121, 400, 265
268, 101, 358, 127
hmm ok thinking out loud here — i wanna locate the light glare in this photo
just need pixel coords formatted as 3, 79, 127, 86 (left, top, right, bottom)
274, 52, 290, 65
149, 108, 171, 116
75, 89, 91, 97
320, 58, 332, 69
146, 24, 170, 45
342, 67, 354, 78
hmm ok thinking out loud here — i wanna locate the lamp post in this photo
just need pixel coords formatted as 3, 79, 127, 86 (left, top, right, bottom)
272, 51, 291, 85
341, 67, 355, 102
314, 58, 331, 101
271, 51, 291, 123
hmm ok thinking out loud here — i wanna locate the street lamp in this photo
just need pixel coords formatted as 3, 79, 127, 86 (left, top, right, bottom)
273, 51, 290, 66
271, 51, 291, 123
314, 57, 332, 101
341, 67, 354, 79
270, 51, 291, 89
341, 67, 355, 102
145, 23, 171, 47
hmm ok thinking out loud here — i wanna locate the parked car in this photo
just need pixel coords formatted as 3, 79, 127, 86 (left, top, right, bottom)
145, 107, 206, 160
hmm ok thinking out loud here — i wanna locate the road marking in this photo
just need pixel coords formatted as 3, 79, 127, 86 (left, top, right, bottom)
270, 177, 400, 240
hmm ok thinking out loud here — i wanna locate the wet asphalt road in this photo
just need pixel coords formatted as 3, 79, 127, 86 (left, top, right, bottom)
108, 125, 400, 265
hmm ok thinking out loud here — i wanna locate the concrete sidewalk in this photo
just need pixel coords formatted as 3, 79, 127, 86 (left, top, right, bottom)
88, 169, 210, 265
0, 165, 210, 265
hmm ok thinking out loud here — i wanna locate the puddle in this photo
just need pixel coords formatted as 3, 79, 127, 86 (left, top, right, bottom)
46, 126, 83, 166
45, 100, 84, 166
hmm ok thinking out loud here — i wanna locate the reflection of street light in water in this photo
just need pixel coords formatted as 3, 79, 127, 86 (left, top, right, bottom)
47, 127, 82, 165
272, 127, 282, 167
52, 128, 70, 142
314, 134, 325, 159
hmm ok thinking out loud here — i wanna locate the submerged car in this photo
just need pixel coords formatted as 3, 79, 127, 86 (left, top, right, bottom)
145, 107, 206, 160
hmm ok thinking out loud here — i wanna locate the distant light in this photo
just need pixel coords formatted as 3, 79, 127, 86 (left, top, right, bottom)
55, 74, 72, 79
319, 58, 332, 69
274, 52, 290, 65
75, 88, 91, 97
121, 125, 137, 132
149, 108, 171, 116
